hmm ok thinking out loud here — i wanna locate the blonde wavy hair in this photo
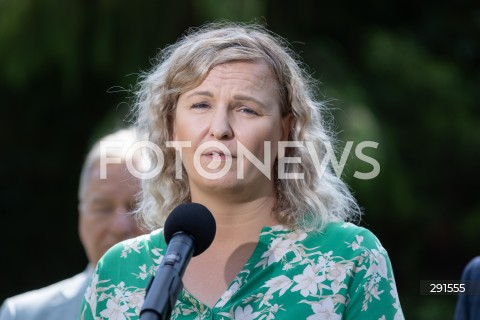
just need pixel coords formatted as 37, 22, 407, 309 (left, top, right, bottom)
134, 22, 361, 231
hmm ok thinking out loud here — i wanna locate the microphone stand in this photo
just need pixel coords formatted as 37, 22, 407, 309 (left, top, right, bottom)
140, 233, 195, 320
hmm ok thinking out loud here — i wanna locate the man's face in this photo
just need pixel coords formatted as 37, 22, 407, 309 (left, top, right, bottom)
79, 162, 145, 265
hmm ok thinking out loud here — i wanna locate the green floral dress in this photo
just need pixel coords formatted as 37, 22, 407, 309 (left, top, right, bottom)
80, 222, 404, 319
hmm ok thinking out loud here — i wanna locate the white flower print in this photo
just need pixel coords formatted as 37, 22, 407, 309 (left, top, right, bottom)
83, 223, 404, 319
258, 293, 274, 308
125, 290, 145, 314
256, 238, 293, 268
348, 235, 364, 251
99, 299, 129, 320
263, 275, 293, 296
151, 248, 164, 265
390, 281, 399, 301
265, 303, 285, 320
307, 297, 341, 320
282, 263, 293, 271
217, 281, 241, 308
121, 238, 144, 258
330, 280, 346, 295
234, 305, 260, 320
83, 273, 100, 315
390, 280, 403, 314
316, 253, 332, 271
132, 264, 149, 280
326, 263, 347, 283
285, 230, 307, 242
369, 249, 388, 279
394, 309, 404, 320
292, 265, 325, 297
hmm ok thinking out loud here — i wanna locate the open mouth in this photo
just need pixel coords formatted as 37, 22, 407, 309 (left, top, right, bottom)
202, 149, 235, 160
205, 151, 227, 160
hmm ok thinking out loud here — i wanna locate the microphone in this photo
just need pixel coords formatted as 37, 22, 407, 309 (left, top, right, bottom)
140, 203, 216, 320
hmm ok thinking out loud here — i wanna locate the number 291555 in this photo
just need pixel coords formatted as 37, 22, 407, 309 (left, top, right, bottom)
421, 281, 466, 295
430, 283, 465, 293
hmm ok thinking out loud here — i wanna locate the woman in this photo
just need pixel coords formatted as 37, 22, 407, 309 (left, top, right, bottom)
80, 22, 404, 319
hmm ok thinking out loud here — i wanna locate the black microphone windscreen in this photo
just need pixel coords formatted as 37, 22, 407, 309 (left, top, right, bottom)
163, 203, 216, 256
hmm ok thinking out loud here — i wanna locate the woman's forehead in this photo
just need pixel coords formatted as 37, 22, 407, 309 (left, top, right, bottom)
191, 61, 276, 90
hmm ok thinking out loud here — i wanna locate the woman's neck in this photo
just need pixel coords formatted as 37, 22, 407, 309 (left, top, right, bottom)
183, 189, 279, 307
191, 191, 279, 247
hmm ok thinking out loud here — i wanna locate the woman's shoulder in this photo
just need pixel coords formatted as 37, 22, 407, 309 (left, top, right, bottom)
323, 221, 381, 241
303, 221, 388, 256
99, 228, 166, 266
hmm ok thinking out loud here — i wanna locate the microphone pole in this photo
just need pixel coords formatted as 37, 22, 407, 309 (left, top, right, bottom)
140, 232, 195, 320
139, 202, 216, 320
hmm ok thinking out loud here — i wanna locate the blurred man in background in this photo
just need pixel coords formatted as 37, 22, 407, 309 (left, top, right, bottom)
0, 127, 147, 320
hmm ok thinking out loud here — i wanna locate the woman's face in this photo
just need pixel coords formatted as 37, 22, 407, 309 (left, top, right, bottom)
173, 61, 290, 197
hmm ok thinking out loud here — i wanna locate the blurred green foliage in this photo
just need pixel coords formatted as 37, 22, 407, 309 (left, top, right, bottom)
0, 1, 478, 319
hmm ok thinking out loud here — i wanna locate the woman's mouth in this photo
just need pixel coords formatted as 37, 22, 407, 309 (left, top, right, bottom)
202, 149, 235, 160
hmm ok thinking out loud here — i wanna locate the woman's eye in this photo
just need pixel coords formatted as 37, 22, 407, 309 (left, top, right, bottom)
239, 107, 259, 116
191, 102, 210, 109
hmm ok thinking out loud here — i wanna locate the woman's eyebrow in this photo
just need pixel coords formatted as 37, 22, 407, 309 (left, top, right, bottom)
233, 94, 267, 108
186, 91, 213, 98
185, 91, 267, 108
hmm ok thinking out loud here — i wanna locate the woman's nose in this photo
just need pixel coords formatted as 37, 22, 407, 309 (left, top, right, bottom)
209, 108, 233, 140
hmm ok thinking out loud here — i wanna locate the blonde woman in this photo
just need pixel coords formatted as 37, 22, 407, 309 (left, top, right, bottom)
81, 22, 404, 319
